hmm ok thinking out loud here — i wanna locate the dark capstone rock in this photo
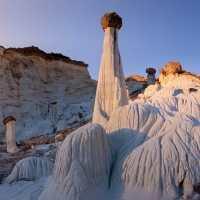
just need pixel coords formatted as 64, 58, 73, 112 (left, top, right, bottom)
146, 68, 156, 74
5, 46, 88, 67
3, 116, 16, 125
101, 12, 122, 31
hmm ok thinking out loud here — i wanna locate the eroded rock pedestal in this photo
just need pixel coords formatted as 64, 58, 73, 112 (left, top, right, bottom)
3, 116, 19, 153
146, 68, 156, 85
92, 12, 128, 125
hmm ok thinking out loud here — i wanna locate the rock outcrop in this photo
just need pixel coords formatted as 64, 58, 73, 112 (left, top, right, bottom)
39, 123, 113, 200
125, 75, 147, 100
0, 46, 96, 142
163, 61, 182, 75
6, 157, 54, 183
92, 12, 128, 125
2, 12, 200, 200
159, 61, 183, 85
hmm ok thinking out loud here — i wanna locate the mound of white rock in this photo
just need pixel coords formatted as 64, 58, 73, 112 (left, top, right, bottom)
6, 157, 54, 184
39, 123, 113, 200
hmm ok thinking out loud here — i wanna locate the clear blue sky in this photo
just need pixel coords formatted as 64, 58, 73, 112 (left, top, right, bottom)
0, 0, 200, 80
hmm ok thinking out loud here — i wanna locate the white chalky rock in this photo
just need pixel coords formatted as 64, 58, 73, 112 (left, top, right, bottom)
3, 116, 19, 153
56, 160, 89, 200
92, 13, 128, 126
0, 46, 96, 142
36, 14, 200, 200
39, 123, 113, 200
6, 157, 54, 183
105, 77, 200, 197
110, 118, 200, 197
143, 84, 162, 98
56, 115, 68, 132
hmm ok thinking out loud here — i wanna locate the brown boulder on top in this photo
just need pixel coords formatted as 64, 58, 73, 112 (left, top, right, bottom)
146, 68, 156, 74
3, 116, 16, 125
163, 62, 182, 75
101, 12, 122, 31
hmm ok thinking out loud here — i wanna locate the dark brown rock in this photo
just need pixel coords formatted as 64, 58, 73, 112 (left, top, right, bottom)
3, 116, 16, 125
101, 12, 122, 31
5, 46, 88, 68
59, 129, 67, 135
51, 102, 57, 105
194, 183, 200, 194
146, 68, 156, 74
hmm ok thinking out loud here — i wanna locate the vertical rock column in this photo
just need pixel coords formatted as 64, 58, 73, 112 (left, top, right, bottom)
93, 12, 128, 125
126, 86, 130, 100
146, 68, 156, 85
51, 102, 57, 122
3, 116, 19, 153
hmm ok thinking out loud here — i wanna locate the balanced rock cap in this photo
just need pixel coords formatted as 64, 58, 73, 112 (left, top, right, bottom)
3, 116, 16, 125
146, 68, 156, 74
101, 12, 122, 31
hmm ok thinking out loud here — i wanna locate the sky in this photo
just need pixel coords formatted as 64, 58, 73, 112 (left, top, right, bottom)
0, 0, 200, 80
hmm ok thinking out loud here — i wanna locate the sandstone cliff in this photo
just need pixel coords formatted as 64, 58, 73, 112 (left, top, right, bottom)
0, 46, 96, 142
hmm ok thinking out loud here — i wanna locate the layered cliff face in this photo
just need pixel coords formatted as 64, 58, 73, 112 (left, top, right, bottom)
0, 46, 96, 142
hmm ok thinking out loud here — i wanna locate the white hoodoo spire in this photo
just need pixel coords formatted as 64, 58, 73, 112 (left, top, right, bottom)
93, 12, 128, 125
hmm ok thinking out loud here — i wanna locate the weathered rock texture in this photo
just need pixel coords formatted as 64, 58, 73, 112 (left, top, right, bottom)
39, 123, 113, 200
0, 46, 96, 142
93, 13, 128, 125
108, 76, 200, 198
125, 75, 148, 100
3, 116, 19, 153
164, 61, 182, 75
6, 157, 54, 183
101, 12, 122, 31
159, 61, 183, 85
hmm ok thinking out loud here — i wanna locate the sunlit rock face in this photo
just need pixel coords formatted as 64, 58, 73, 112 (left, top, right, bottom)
0, 46, 96, 142
158, 61, 193, 85
92, 12, 128, 126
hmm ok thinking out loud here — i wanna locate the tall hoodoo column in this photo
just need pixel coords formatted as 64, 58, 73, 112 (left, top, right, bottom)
3, 116, 19, 153
92, 12, 128, 125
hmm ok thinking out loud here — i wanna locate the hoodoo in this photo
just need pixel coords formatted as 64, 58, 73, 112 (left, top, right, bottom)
92, 12, 128, 125
3, 116, 19, 153
146, 68, 156, 85
51, 102, 57, 122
